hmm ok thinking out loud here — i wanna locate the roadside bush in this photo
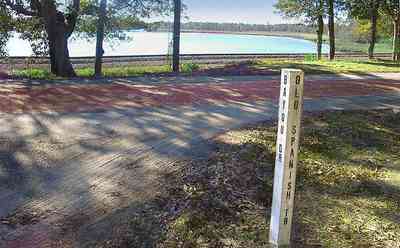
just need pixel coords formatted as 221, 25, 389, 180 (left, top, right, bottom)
304, 53, 317, 62
14, 68, 53, 79
181, 62, 200, 73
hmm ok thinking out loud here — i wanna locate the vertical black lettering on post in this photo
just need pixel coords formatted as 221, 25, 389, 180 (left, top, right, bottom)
283, 209, 289, 225
286, 190, 291, 200
296, 75, 301, 84
294, 100, 299, 111
295, 87, 299, 97
270, 69, 304, 247
291, 136, 296, 146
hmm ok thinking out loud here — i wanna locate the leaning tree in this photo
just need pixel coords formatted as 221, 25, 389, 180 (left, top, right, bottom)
3, 0, 173, 77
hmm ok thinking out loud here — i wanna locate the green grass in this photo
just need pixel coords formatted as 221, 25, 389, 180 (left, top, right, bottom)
266, 32, 393, 54
13, 68, 56, 79
12, 65, 172, 79
12, 63, 206, 79
181, 62, 200, 73
12, 59, 400, 80
253, 59, 400, 74
336, 39, 393, 54
159, 110, 400, 247
78, 64, 172, 77
262, 32, 392, 54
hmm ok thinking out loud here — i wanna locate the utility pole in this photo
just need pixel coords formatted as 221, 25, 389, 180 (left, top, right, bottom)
95, 0, 107, 77
172, 0, 181, 72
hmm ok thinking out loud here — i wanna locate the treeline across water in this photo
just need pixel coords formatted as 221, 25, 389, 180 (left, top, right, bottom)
147, 21, 392, 41
2, 0, 397, 78
147, 22, 317, 33
146, 20, 393, 54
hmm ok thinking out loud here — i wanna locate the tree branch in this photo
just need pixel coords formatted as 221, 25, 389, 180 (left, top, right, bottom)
5, 0, 38, 16
30, 0, 41, 14
66, 0, 81, 38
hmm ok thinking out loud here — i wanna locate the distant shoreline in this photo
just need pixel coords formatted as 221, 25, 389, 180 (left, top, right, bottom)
153, 29, 325, 42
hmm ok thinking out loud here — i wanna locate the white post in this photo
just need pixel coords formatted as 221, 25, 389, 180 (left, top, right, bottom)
269, 69, 304, 248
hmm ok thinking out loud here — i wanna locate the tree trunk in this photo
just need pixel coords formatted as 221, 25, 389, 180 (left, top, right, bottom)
42, 0, 76, 77
393, 18, 400, 61
368, 2, 379, 59
172, 0, 181, 72
317, 14, 324, 60
328, 0, 335, 60
95, 0, 107, 77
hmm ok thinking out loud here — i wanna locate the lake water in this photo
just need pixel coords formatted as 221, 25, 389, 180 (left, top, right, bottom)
7, 31, 329, 57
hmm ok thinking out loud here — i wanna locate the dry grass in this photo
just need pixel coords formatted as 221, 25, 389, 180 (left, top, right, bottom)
159, 109, 400, 247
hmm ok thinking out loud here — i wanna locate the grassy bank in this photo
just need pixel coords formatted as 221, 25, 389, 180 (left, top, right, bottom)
12, 65, 172, 80
12, 62, 202, 79
336, 39, 393, 54
253, 59, 400, 74
159, 110, 400, 247
10, 59, 400, 79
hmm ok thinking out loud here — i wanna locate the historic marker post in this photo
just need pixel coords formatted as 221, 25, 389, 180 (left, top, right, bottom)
269, 69, 304, 248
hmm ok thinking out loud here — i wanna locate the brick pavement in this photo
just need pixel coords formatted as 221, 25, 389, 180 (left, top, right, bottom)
0, 78, 399, 113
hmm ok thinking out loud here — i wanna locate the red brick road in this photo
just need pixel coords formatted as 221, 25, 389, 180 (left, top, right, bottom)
0, 79, 399, 113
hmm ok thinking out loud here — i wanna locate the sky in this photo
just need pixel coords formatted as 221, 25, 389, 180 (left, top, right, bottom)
182, 0, 288, 24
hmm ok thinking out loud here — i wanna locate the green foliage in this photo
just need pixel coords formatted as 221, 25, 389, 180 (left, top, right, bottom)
76, 0, 150, 40
274, 0, 324, 24
345, 0, 393, 42
346, 0, 377, 19
14, 68, 54, 79
352, 19, 372, 43
350, 17, 393, 43
3, 0, 173, 58
181, 62, 200, 73
0, 2, 12, 56
304, 53, 317, 62
79, 0, 172, 39
381, 0, 400, 59
15, 17, 48, 56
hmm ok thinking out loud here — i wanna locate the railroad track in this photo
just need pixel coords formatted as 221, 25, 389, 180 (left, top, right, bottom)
0, 53, 394, 69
